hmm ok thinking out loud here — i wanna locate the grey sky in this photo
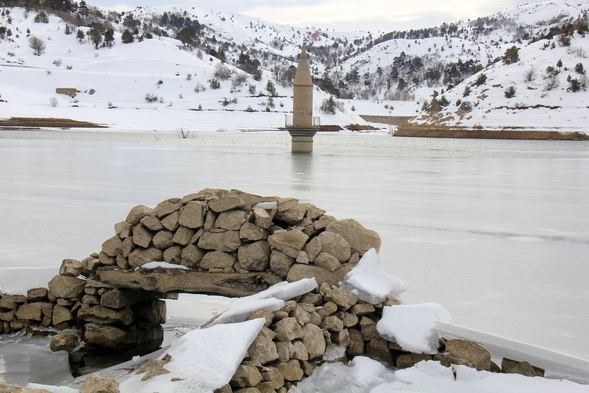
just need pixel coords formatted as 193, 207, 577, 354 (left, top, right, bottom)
93, 0, 541, 33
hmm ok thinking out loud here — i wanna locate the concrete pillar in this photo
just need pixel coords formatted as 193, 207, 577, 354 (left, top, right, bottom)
289, 130, 317, 153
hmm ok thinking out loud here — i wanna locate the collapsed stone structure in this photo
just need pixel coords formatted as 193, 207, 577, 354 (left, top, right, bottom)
0, 188, 380, 353
0, 188, 546, 393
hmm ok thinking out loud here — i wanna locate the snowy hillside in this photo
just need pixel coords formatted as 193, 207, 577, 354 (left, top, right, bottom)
0, 6, 384, 131
410, 30, 589, 133
1, 0, 588, 134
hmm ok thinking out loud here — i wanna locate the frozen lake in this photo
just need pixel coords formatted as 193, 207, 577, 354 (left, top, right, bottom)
1, 130, 589, 362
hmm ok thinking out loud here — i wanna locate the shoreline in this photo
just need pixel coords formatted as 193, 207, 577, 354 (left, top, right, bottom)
395, 126, 589, 141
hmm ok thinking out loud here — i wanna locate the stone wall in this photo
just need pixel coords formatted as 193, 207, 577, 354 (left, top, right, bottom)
215, 282, 544, 393
0, 188, 381, 353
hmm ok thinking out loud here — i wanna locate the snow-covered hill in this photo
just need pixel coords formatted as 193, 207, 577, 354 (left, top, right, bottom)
410, 30, 589, 133
0, 0, 588, 134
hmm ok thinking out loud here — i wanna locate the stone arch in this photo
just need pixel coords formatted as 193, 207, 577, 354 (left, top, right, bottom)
0, 188, 381, 355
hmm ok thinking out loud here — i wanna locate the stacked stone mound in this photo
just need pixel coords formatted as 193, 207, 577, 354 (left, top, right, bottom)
99, 188, 380, 279
0, 188, 381, 353
214, 282, 544, 393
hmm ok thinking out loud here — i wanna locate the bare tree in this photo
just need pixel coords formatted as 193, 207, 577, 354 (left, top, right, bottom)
29, 36, 46, 56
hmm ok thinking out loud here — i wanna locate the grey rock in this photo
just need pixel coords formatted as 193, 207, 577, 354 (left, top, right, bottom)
52, 305, 73, 325
173, 226, 194, 246
152, 230, 175, 249
238, 241, 270, 271
275, 317, 303, 342
268, 229, 308, 258
441, 339, 491, 371
163, 245, 182, 264
59, 259, 83, 277
231, 365, 263, 388
132, 224, 153, 248
314, 252, 342, 272
239, 222, 266, 242
126, 205, 153, 225
253, 207, 272, 229
128, 247, 163, 268
269, 250, 294, 278
140, 215, 163, 231
277, 359, 304, 382
318, 231, 351, 263
326, 219, 381, 254
216, 210, 247, 231
198, 230, 241, 252
302, 324, 326, 359
77, 304, 134, 326
200, 251, 236, 271
80, 373, 120, 393
161, 211, 180, 231
26, 287, 48, 302
209, 195, 245, 212
155, 198, 182, 218
102, 236, 123, 258
178, 201, 205, 229
48, 275, 85, 299
50, 329, 81, 352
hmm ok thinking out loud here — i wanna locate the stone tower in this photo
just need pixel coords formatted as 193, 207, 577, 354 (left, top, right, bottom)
288, 46, 319, 153
292, 47, 313, 128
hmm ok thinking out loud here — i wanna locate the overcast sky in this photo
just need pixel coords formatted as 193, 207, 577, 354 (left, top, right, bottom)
93, 0, 542, 33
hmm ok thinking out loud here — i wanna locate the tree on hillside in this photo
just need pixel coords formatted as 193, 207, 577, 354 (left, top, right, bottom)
33, 11, 49, 23
88, 23, 104, 49
236, 52, 262, 81
121, 29, 134, 44
76, 29, 85, 43
103, 29, 115, 47
29, 36, 46, 56
176, 26, 197, 47
503, 46, 519, 64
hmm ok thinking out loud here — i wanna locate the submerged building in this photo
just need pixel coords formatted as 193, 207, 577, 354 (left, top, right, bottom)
287, 46, 319, 153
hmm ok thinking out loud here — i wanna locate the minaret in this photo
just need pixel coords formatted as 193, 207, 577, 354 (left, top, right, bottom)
292, 47, 313, 129
287, 45, 319, 153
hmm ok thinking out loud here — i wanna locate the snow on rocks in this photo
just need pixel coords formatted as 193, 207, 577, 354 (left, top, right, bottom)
119, 319, 266, 393
345, 248, 407, 304
377, 303, 452, 354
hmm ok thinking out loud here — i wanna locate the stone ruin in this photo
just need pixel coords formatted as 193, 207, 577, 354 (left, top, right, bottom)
0, 188, 546, 392
0, 188, 380, 353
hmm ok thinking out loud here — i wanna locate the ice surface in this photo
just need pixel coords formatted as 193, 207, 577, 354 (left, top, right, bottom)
140, 261, 190, 270
119, 318, 265, 393
1, 134, 589, 360
344, 248, 407, 304
377, 303, 452, 354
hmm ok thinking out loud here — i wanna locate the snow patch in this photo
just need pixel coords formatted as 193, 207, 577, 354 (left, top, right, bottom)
119, 318, 265, 393
377, 303, 452, 354
344, 248, 407, 304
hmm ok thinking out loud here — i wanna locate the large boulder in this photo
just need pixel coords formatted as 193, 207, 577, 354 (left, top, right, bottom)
325, 219, 381, 254
48, 275, 85, 299
440, 339, 491, 371
238, 241, 271, 271
198, 231, 241, 252
317, 231, 351, 263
